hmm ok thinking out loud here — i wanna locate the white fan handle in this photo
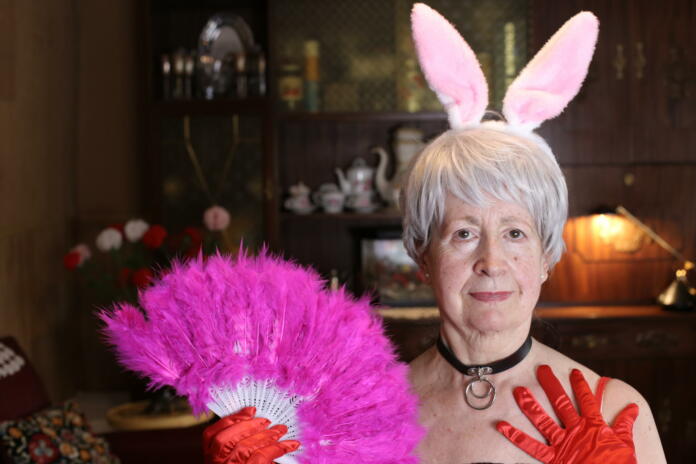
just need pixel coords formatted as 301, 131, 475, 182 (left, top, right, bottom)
275, 455, 300, 464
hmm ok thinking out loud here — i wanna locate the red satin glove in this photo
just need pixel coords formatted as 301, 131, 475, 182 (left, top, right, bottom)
203, 406, 300, 464
497, 365, 639, 464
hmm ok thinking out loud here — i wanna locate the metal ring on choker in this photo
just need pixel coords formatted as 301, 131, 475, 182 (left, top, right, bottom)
436, 335, 532, 410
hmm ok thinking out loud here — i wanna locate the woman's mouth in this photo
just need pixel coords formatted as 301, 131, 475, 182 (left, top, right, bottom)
469, 291, 513, 302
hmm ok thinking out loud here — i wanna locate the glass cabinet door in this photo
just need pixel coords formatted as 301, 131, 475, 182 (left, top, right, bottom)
158, 114, 264, 250
270, 0, 528, 112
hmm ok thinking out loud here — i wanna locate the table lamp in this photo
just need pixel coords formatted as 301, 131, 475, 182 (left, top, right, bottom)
616, 206, 695, 310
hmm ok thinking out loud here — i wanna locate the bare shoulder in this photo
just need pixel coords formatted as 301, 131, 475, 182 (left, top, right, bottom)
602, 378, 667, 463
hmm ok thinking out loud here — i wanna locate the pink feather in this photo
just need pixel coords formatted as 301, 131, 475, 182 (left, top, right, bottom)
98, 250, 423, 463
411, 3, 488, 128
503, 11, 599, 130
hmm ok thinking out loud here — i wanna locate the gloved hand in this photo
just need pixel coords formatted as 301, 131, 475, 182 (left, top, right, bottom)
203, 406, 300, 464
496, 365, 639, 464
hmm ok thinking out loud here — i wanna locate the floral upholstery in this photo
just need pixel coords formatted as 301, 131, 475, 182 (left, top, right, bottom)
0, 400, 119, 464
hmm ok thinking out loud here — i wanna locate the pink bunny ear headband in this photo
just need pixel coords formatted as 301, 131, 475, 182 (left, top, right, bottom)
411, 3, 598, 148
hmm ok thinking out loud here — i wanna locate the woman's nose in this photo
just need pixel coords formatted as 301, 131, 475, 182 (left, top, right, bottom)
473, 237, 506, 277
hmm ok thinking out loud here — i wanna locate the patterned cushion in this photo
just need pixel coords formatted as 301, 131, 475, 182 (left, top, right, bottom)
0, 338, 50, 421
0, 401, 119, 464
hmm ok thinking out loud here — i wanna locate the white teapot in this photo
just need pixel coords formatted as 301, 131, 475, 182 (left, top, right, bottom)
335, 158, 378, 213
374, 127, 425, 208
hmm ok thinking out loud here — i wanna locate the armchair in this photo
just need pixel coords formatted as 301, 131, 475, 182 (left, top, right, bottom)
0, 336, 209, 464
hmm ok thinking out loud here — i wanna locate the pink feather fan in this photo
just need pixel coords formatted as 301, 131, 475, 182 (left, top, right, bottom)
99, 250, 422, 464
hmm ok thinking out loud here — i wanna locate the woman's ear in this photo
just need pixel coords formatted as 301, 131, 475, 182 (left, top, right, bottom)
420, 262, 431, 282
417, 248, 432, 283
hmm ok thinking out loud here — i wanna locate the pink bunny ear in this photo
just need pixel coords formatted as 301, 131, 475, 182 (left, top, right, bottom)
411, 3, 488, 129
503, 11, 599, 131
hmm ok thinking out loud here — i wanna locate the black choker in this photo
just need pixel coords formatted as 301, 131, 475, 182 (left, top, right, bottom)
436, 335, 532, 410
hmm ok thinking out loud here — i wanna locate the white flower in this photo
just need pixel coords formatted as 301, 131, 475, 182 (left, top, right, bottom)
95, 228, 123, 252
124, 219, 150, 242
203, 206, 231, 231
70, 243, 91, 265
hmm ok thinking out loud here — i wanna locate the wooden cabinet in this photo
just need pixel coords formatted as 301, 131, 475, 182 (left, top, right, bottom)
531, 0, 632, 165
269, 0, 529, 287
530, 0, 696, 304
629, 0, 696, 163
381, 305, 696, 462
532, 0, 696, 164
139, 1, 273, 248
273, 113, 447, 286
137, 2, 696, 304
270, 1, 696, 305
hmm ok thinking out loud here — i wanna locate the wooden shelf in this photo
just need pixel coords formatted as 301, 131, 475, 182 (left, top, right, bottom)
151, 103, 447, 121
150, 97, 271, 116
276, 111, 447, 122
280, 211, 402, 225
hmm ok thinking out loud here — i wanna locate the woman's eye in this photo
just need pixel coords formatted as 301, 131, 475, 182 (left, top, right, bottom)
509, 229, 526, 239
456, 229, 471, 239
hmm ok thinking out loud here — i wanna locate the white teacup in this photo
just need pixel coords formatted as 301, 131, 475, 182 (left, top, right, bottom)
319, 191, 345, 214
312, 183, 345, 214
284, 194, 314, 214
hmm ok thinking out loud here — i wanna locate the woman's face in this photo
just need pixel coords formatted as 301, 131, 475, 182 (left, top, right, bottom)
421, 194, 548, 334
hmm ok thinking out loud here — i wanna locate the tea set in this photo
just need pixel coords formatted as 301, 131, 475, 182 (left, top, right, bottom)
285, 127, 426, 215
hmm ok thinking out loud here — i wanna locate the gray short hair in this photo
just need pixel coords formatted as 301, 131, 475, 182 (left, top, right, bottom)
400, 126, 568, 268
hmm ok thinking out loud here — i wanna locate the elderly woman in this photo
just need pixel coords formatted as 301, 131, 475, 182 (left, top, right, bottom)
400, 4, 666, 463
401, 126, 665, 464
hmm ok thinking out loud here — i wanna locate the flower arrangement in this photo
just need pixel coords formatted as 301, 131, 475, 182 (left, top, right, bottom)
64, 206, 232, 305
64, 206, 233, 413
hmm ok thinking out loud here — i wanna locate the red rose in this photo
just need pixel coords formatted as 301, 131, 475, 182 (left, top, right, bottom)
63, 252, 81, 270
184, 227, 203, 256
184, 227, 203, 246
142, 225, 167, 249
132, 268, 154, 288
117, 268, 133, 287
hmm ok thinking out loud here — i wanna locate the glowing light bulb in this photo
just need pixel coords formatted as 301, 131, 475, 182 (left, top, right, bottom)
592, 214, 622, 243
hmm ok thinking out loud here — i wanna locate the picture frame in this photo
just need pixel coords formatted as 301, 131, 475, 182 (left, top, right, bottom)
354, 227, 435, 307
